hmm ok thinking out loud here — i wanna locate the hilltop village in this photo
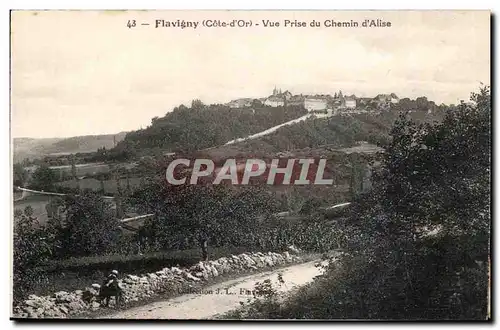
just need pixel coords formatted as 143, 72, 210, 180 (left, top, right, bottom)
225, 87, 400, 115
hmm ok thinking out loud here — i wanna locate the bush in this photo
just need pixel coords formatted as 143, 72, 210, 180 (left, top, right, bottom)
28, 165, 57, 191
47, 192, 121, 258
13, 207, 52, 302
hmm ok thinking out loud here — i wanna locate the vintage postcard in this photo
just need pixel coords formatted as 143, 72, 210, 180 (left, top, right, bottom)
10, 10, 491, 320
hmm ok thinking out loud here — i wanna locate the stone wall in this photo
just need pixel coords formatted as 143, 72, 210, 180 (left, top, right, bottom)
13, 250, 302, 319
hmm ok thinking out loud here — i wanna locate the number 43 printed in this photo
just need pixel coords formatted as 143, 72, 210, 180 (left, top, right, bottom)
127, 20, 136, 28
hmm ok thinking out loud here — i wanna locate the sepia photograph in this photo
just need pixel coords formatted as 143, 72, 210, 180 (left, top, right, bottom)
9, 10, 491, 320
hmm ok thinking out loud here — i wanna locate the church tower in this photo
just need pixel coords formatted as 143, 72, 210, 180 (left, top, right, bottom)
273, 86, 278, 96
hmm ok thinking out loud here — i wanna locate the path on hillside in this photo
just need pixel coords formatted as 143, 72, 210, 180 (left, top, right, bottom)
224, 113, 330, 145
106, 260, 323, 320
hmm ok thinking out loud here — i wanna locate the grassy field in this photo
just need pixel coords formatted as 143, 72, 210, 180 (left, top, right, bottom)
13, 195, 53, 225
56, 177, 144, 194
50, 163, 111, 176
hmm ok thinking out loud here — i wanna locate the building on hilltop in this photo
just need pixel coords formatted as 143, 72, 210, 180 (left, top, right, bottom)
304, 96, 328, 111
264, 96, 285, 107
332, 90, 344, 106
224, 87, 399, 113
330, 90, 357, 110
374, 93, 399, 105
264, 87, 292, 107
344, 95, 357, 109
271, 86, 293, 98
357, 97, 373, 106
272, 86, 282, 96
389, 93, 399, 103
287, 94, 306, 106
227, 98, 254, 108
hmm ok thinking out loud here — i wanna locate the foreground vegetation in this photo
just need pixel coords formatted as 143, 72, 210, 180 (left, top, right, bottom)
13, 182, 345, 303
223, 87, 491, 320
27, 247, 254, 297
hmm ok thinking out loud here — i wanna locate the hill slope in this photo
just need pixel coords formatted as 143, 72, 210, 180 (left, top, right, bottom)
112, 103, 307, 157
13, 132, 127, 162
206, 108, 444, 156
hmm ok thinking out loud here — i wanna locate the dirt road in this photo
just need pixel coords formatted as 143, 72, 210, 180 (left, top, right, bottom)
106, 260, 323, 320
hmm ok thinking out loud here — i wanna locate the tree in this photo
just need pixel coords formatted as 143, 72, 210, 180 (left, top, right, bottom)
299, 198, 323, 215
191, 99, 205, 110
51, 192, 121, 257
280, 187, 307, 215
344, 86, 491, 319
13, 163, 28, 188
251, 99, 263, 108
45, 196, 65, 222
70, 157, 81, 193
128, 180, 278, 259
348, 154, 365, 197
13, 206, 52, 302
378, 86, 490, 241
415, 96, 429, 111
29, 164, 57, 191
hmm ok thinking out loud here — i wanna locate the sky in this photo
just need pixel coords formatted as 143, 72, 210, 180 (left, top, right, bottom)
11, 10, 490, 138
